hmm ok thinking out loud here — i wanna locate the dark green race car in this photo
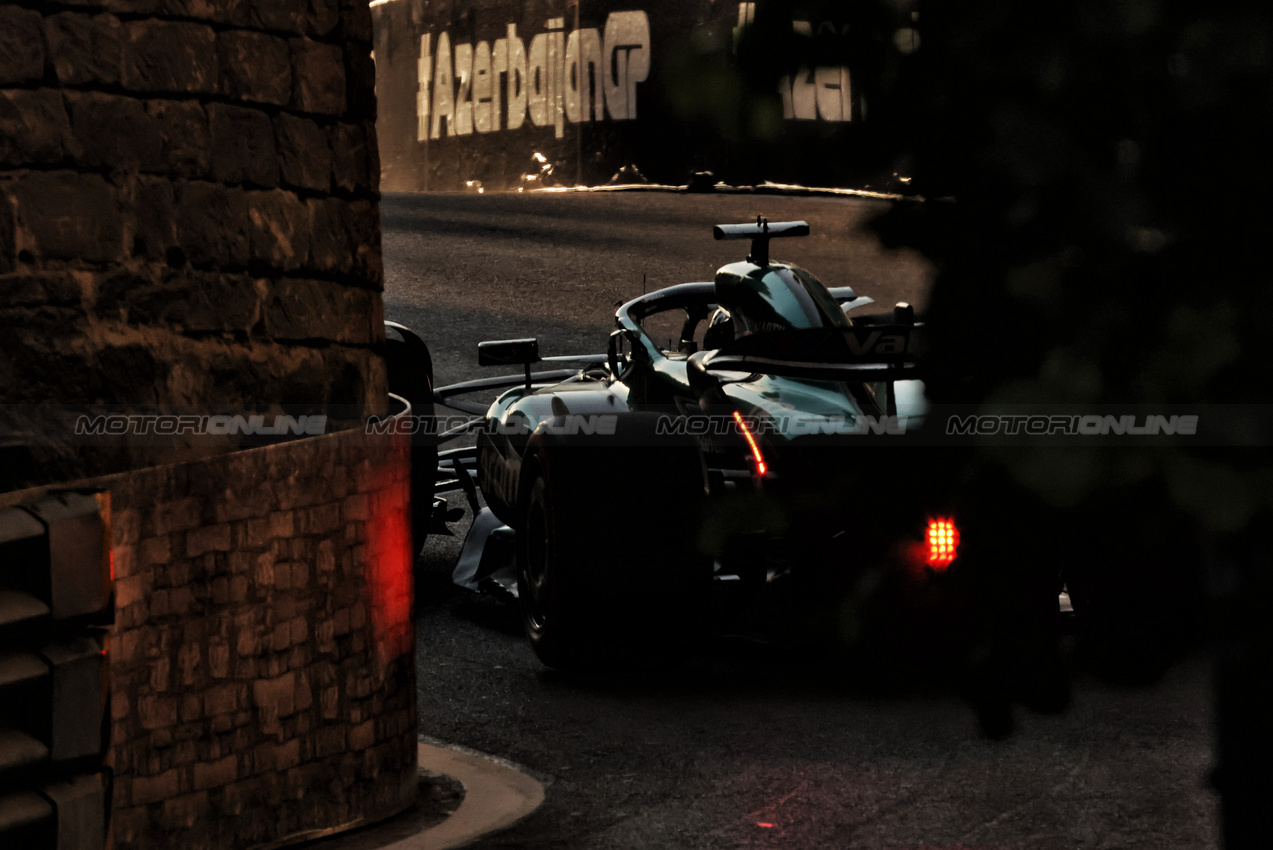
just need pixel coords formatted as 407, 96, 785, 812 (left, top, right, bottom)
388, 219, 964, 670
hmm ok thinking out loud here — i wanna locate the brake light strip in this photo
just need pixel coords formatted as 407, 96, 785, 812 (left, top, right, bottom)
732, 410, 768, 477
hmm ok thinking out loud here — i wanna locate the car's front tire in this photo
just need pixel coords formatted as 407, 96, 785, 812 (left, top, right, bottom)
385, 326, 438, 556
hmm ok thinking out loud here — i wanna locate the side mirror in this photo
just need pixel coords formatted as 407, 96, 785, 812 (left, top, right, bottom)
607, 330, 625, 377
686, 350, 721, 398
478, 338, 540, 367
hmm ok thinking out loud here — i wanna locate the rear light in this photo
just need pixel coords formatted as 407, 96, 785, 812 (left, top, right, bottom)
925, 518, 959, 570
732, 410, 768, 477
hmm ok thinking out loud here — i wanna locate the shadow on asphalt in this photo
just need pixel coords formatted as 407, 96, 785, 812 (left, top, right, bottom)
528, 641, 988, 703
414, 491, 1195, 741
426, 560, 1204, 741
447, 588, 526, 638
421, 560, 1071, 712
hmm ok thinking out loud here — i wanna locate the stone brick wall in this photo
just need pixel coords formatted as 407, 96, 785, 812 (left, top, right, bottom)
0, 426, 417, 850
0, 0, 387, 488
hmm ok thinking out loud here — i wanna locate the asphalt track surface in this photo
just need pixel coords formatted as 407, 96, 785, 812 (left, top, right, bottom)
381, 192, 1218, 849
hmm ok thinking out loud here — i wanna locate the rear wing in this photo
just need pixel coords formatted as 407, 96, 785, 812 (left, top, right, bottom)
713, 218, 809, 267
701, 324, 923, 382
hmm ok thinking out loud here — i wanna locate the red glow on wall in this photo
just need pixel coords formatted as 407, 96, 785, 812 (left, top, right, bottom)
364, 460, 414, 664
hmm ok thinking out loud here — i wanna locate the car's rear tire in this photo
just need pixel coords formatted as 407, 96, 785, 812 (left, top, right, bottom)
515, 413, 708, 671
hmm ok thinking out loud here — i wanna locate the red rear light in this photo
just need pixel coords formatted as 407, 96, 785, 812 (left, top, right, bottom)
925, 518, 959, 570
732, 410, 768, 477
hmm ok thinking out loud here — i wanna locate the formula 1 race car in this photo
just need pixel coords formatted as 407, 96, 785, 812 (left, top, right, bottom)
386, 219, 964, 670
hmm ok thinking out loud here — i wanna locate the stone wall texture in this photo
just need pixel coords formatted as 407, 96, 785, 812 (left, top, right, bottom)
0, 0, 388, 488
0, 426, 418, 850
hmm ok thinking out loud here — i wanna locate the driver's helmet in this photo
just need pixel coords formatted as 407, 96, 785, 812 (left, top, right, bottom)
702, 307, 736, 350
715, 265, 850, 336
